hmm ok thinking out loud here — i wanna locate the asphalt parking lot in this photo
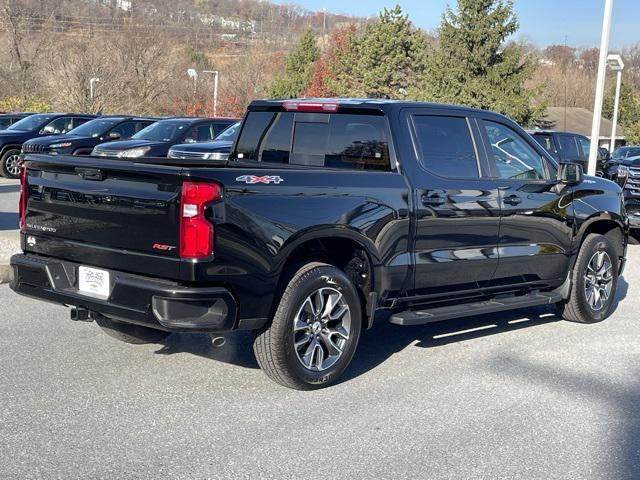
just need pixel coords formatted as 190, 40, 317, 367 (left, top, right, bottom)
1, 181, 640, 479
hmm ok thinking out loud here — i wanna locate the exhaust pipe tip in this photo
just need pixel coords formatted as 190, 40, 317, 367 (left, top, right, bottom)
210, 335, 226, 348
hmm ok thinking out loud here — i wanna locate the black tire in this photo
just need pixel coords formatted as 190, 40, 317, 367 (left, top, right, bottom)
253, 262, 362, 390
557, 233, 619, 323
95, 317, 170, 345
0, 148, 21, 179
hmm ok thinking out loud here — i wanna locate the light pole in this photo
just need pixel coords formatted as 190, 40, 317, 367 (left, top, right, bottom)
322, 8, 327, 49
203, 70, 219, 117
187, 68, 198, 98
89, 77, 100, 103
607, 53, 624, 153
587, 0, 613, 176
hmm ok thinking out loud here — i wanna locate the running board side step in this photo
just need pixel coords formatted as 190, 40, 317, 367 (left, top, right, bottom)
389, 292, 563, 326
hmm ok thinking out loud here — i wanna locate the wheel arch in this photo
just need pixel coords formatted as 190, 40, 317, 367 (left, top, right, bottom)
575, 215, 626, 267
271, 228, 381, 330
0, 144, 23, 157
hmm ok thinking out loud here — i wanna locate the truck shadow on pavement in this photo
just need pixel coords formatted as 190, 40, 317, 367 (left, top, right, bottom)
0, 212, 18, 231
343, 276, 629, 384
152, 276, 629, 378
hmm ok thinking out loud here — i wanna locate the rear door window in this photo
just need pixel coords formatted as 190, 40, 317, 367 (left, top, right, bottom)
185, 123, 215, 142
411, 115, 479, 179
110, 121, 137, 139
558, 135, 580, 159
532, 133, 558, 156
576, 136, 591, 160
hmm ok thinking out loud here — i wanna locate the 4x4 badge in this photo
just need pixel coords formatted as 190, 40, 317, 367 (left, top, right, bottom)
236, 175, 283, 185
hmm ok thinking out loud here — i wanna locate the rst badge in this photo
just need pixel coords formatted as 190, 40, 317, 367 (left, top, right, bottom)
152, 243, 176, 252
236, 175, 283, 185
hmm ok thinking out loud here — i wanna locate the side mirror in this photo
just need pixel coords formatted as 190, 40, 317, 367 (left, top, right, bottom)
183, 138, 196, 144
558, 162, 584, 186
107, 132, 121, 140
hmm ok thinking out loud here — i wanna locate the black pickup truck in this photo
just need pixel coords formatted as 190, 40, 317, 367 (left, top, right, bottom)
528, 130, 610, 176
11, 99, 628, 390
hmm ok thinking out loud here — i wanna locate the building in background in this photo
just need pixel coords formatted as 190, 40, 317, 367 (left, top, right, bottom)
538, 106, 626, 148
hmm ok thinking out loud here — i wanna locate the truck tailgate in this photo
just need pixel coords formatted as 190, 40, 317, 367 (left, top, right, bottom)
23, 154, 184, 278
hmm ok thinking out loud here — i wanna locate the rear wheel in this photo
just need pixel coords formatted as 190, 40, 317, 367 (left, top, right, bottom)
557, 234, 618, 323
253, 262, 362, 390
95, 317, 170, 345
0, 149, 21, 179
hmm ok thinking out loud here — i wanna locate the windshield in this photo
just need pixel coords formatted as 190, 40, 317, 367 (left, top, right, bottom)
132, 120, 191, 142
7, 114, 56, 132
613, 147, 640, 160
214, 122, 240, 141
67, 118, 122, 138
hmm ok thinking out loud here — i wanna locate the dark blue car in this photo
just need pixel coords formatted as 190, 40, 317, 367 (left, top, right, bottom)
0, 113, 96, 178
23, 116, 156, 156
91, 117, 237, 159
0, 112, 34, 130
167, 122, 240, 161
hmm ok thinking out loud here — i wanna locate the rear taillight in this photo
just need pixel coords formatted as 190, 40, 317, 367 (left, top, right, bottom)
179, 181, 221, 259
19, 164, 27, 232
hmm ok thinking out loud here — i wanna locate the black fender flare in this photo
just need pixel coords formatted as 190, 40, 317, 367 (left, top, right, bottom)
274, 226, 382, 293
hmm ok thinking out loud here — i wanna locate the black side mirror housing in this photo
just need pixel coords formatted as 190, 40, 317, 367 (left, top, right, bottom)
108, 132, 121, 140
558, 162, 584, 186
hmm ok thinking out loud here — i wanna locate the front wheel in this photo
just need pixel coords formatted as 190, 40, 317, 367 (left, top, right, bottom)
557, 233, 619, 323
253, 262, 362, 390
0, 149, 21, 179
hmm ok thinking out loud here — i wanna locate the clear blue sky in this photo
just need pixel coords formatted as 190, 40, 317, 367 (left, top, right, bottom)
274, 0, 639, 48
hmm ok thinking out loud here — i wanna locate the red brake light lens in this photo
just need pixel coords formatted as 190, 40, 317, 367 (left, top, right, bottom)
282, 101, 339, 113
179, 182, 221, 259
19, 164, 27, 233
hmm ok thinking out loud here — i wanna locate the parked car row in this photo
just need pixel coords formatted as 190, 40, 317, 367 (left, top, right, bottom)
0, 112, 238, 179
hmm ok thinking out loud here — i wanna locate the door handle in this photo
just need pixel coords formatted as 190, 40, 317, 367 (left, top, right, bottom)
503, 194, 522, 206
422, 193, 445, 206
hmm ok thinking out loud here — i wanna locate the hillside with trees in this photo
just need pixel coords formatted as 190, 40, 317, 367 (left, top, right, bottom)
2, 0, 640, 134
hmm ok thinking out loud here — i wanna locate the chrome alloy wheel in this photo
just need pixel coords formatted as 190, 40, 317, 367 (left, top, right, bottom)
584, 251, 613, 311
5, 154, 21, 177
293, 287, 351, 372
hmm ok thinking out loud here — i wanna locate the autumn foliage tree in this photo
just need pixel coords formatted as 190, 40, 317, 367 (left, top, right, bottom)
304, 25, 357, 98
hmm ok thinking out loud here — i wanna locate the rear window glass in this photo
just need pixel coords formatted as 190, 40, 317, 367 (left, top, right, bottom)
233, 111, 391, 171
261, 113, 294, 163
235, 112, 276, 160
412, 115, 478, 178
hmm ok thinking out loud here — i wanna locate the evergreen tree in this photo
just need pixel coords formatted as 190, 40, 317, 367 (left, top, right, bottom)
603, 81, 640, 127
329, 6, 428, 99
415, 0, 542, 125
266, 29, 320, 99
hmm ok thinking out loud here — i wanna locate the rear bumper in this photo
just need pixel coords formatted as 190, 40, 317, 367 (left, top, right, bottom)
9, 253, 260, 333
